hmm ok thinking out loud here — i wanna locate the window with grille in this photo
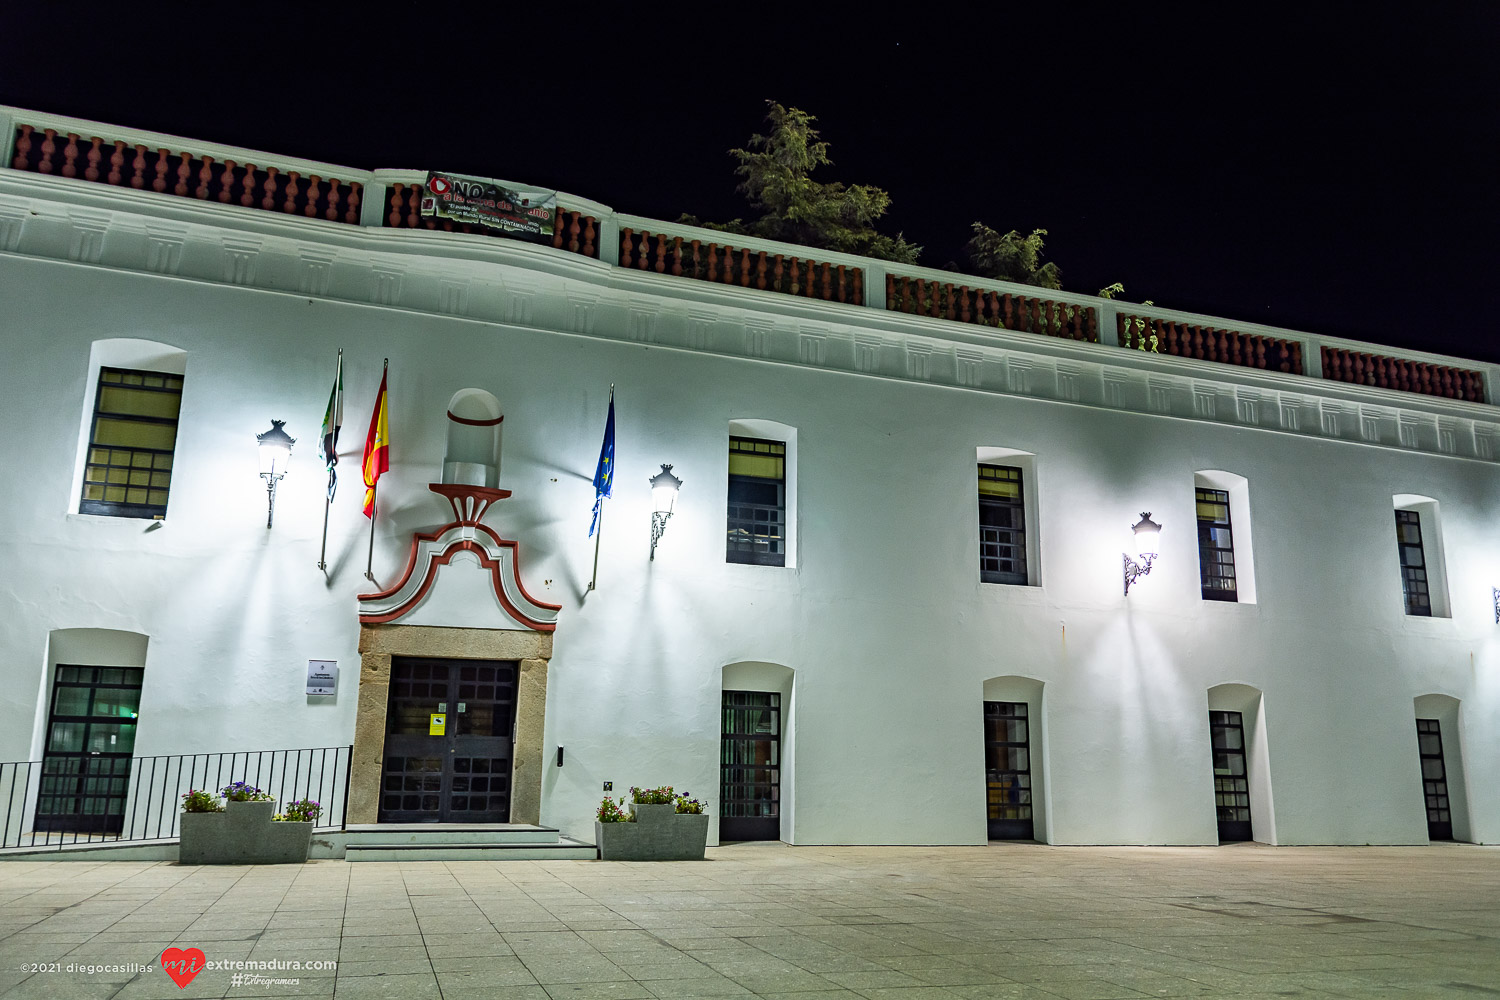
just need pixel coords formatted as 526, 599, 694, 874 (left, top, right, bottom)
79, 367, 183, 519
979, 464, 1026, 585
1395, 510, 1431, 616
727, 437, 786, 566
1195, 488, 1238, 602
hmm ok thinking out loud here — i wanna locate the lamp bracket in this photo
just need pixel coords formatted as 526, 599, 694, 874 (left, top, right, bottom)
1123, 551, 1157, 596
650, 510, 672, 560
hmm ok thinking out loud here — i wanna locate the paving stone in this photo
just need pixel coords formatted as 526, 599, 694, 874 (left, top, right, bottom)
2, 846, 1500, 999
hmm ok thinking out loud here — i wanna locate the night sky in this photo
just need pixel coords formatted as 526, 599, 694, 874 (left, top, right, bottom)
5, 9, 1497, 361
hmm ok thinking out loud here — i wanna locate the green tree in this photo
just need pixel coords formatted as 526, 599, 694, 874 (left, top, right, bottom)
963, 223, 1063, 290
682, 102, 921, 264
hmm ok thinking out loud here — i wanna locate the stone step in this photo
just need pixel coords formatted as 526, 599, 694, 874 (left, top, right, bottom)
343, 824, 562, 846
344, 836, 596, 862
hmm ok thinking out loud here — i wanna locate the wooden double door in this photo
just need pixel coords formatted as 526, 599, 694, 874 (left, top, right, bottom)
380, 658, 517, 823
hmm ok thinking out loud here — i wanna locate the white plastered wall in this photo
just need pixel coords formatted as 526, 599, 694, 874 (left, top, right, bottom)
1, 251, 1498, 846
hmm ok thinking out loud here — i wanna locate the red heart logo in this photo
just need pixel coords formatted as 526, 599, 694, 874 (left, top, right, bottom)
160, 947, 206, 988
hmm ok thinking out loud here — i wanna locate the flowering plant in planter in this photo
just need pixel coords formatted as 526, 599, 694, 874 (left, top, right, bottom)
274, 799, 321, 823
630, 785, 675, 804
181, 789, 223, 813
595, 782, 710, 860
597, 797, 633, 823
220, 781, 272, 802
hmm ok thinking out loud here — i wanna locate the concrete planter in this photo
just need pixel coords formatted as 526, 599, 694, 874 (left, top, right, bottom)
596, 806, 710, 861
179, 800, 313, 865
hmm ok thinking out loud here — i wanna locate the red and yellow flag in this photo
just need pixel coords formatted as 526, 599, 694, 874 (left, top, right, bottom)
362, 368, 389, 518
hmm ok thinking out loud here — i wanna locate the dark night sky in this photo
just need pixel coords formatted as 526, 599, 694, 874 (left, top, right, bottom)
5, 8, 1498, 361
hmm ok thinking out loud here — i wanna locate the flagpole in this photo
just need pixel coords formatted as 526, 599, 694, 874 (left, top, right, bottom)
318, 349, 342, 572
587, 383, 613, 593
365, 357, 388, 582
364, 482, 378, 581
588, 502, 602, 592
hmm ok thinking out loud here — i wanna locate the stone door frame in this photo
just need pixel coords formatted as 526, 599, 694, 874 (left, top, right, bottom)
349, 624, 551, 825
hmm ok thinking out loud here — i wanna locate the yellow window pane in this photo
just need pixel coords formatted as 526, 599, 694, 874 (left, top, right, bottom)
98, 386, 182, 419
126, 488, 148, 504
93, 417, 176, 451
148, 490, 168, 506
90, 448, 109, 464
128, 471, 150, 487
121, 373, 143, 386
101, 371, 122, 384
729, 452, 784, 479
978, 479, 1020, 498
154, 454, 173, 471
150, 472, 171, 488
86, 464, 106, 481
83, 485, 104, 500
106, 468, 129, 484
104, 486, 127, 502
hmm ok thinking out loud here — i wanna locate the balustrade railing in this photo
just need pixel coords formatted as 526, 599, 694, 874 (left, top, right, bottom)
1118, 313, 1304, 375
0, 746, 352, 851
885, 274, 1097, 342
1320, 346, 1483, 402
620, 228, 864, 304
9, 123, 365, 225
2, 103, 1493, 408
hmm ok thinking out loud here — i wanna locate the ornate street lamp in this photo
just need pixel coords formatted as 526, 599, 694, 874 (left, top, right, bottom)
1123, 511, 1162, 596
256, 420, 295, 529
649, 464, 683, 560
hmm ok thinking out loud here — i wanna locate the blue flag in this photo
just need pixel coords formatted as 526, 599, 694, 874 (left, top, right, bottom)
589, 389, 615, 537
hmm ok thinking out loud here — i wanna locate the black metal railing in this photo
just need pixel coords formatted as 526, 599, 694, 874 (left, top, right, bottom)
1, 745, 353, 851
727, 502, 786, 566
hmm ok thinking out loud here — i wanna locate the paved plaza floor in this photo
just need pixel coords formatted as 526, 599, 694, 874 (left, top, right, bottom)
0, 842, 1497, 999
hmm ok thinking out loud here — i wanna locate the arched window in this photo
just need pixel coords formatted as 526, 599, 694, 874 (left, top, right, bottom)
72, 340, 187, 519
1393, 494, 1450, 617
977, 447, 1039, 586
1193, 471, 1257, 603
727, 419, 797, 567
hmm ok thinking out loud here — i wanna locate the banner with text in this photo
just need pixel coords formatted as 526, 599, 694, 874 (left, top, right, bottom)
420, 172, 556, 243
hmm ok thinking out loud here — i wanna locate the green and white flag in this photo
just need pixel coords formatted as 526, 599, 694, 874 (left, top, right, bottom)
320, 351, 343, 501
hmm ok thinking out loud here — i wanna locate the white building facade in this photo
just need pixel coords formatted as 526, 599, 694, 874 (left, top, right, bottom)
1, 104, 1496, 848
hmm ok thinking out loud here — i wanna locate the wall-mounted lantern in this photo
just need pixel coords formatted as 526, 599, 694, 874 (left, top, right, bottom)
1123, 512, 1162, 596
1492, 587, 1499, 624
256, 420, 295, 529
649, 464, 683, 560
